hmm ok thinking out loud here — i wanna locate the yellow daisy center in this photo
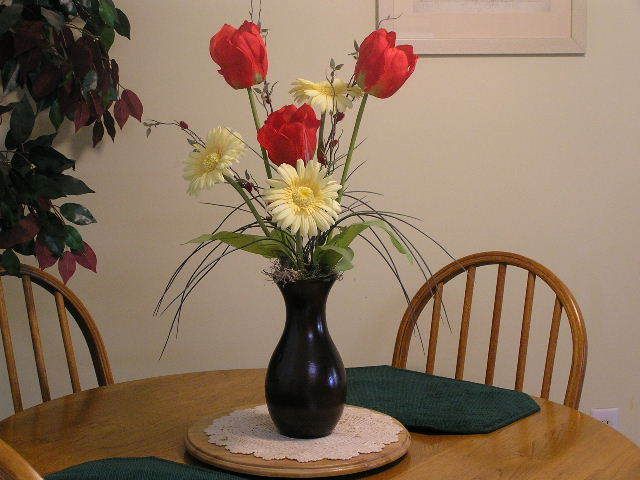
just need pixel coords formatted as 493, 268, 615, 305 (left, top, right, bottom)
317, 82, 344, 97
202, 151, 222, 171
291, 185, 316, 209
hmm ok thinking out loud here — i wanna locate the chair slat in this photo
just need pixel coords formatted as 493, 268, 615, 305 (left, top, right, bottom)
425, 283, 443, 374
541, 296, 562, 399
393, 251, 587, 409
21, 275, 51, 402
515, 272, 536, 391
485, 263, 507, 385
0, 277, 23, 412
455, 267, 476, 379
54, 292, 81, 393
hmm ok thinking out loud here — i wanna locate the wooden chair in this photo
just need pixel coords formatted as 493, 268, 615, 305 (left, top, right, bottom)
0, 264, 113, 413
0, 438, 42, 480
393, 251, 587, 408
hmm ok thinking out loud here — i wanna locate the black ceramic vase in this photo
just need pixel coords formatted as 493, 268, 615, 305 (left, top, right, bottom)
265, 275, 346, 439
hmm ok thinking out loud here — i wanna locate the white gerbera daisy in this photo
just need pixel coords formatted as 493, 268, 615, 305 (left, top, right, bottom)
265, 159, 342, 237
183, 126, 244, 195
289, 78, 363, 113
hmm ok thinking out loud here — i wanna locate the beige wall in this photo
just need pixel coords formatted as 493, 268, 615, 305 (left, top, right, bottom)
1, 0, 639, 445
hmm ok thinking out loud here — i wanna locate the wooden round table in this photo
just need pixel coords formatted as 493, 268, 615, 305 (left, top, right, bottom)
0, 369, 639, 479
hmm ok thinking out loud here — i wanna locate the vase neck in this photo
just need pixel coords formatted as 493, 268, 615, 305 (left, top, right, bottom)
277, 276, 336, 330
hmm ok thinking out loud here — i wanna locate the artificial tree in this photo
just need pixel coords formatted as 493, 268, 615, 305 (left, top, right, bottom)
0, 0, 142, 282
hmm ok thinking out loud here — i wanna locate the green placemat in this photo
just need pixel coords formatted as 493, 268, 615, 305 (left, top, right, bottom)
45, 457, 246, 480
346, 365, 540, 434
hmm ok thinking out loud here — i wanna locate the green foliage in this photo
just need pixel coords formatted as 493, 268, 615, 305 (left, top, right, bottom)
9, 96, 35, 144
114, 9, 130, 38
188, 231, 292, 260
316, 219, 413, 269
317, 244, 354, 271
1, 249, 19, 275
60, 203, 97, 225
0, 0, 140, 280
64, 225, 83, 251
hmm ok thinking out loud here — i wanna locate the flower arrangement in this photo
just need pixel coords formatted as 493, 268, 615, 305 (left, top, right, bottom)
151, 13, 444, 343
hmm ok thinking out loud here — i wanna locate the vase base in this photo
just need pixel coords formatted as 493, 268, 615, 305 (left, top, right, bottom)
267, 403, 345, 439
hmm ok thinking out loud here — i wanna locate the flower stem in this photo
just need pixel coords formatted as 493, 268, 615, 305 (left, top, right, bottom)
225, 174, 270, 236
317, 112, 326, 160
295, 234, 304, 268
338, 93, 368, 202
247, 88, 272, 179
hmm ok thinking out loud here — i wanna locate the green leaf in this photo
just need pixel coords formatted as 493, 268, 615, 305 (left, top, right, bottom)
59, 0, 77, 15
99, 26, 115, 50
30, 175, 65, 199
9, 96, 35, 144
1, 249, 19, 275
187, 234, 214, 244
41, 8, 65, 30
317, 245, 354, 271
98, 0, 117, 27
29, 146, 75, 174
82, 70, 98, 98
187, 231, 288, 259
2, 60, 18, 95
0, 5, 22, 36
49, 99, 63, 129
56, 174, 95, 195
114, 8, 130, 38
41, 232, 64, 257
60, 203, 96, 225
64, 225, 83, 251
318, 219, 413, 268
13, 239, 35, 256
24, 133, 56, 149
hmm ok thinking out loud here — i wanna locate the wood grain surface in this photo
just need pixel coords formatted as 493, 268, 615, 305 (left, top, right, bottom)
185, 407, 411, 478
0, 369, 638, 479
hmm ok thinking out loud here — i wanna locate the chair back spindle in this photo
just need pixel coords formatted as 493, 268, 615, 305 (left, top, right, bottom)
0, 265, 113, 413
393, 251, 587, 408
485, 263, 506, 385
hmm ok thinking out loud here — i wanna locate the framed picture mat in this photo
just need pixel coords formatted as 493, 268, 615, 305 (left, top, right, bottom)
377, 0, 586, 55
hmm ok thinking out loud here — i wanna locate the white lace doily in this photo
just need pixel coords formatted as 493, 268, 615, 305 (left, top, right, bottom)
204, 404, 403, 463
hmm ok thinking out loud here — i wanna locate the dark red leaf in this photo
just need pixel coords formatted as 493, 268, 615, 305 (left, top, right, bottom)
103, 110, 116, 140
179, 121, 189, 130
0, 33, 14, 66
35, 239, 57, 269
61, 27, 74, 48
37, 197, 52, 211
69, 37, 93, 76
31, 64, 61, 99
0, 215, 40, 249
113, 98, 128, 129
58, 251, 76, 283
90, 91, 104, 117
121, 89, 143, 122
17, 48, 42, 80
13, 21, 45, 55
73, 242, 97, 273
74, 101, 90, 132
92, 120, 104, 147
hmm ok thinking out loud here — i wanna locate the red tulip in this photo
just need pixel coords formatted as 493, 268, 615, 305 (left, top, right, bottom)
209, 21, 268, 89
354, 29, 418, 99
257, 104, 321, 167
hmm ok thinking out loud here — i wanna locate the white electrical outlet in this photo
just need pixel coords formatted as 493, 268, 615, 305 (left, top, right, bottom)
590, 408, 620, 429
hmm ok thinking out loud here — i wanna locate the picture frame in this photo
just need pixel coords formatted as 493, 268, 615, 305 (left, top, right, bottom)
377, 0, 586, 55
